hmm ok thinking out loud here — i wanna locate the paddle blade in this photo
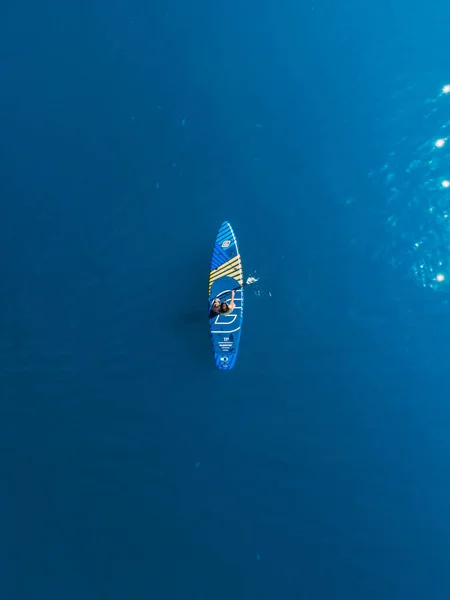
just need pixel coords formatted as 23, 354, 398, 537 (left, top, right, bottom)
245, 277, 259, 285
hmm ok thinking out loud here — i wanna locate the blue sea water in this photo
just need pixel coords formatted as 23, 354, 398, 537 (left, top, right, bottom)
2, 0, 450, 598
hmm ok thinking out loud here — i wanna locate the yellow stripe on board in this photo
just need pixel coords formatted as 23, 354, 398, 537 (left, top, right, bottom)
209, 258, 242, 284
208, 254, 243, 294
209, 264, 242, 285
209, 255, 241, 280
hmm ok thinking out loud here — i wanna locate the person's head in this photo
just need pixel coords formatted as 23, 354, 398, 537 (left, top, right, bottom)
219, 302, 229, 313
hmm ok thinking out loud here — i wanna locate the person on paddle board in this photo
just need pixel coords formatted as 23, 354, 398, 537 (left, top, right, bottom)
212, 290, 235, 314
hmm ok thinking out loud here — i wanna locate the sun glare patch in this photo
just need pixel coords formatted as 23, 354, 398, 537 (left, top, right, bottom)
369, 80, 450, 290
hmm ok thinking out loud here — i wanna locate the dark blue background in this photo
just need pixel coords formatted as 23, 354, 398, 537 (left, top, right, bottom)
1, 0, 450, 598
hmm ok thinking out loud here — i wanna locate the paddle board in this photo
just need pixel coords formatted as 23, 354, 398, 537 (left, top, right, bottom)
208, 221, 244, 370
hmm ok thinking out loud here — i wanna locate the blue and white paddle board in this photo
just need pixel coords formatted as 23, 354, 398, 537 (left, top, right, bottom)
208, 221, 244, 370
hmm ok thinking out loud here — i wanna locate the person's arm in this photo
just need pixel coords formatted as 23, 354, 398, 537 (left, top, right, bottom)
228, 290, 236, 309
211, 298, 220, 313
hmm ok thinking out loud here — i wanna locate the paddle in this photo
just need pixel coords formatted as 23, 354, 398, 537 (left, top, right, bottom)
210, 277, 258, 308
209, 277, 259, 317
230, 276, 259, 292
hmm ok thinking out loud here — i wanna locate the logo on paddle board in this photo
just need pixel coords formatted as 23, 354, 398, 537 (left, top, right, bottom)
221, 240, 231, 248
